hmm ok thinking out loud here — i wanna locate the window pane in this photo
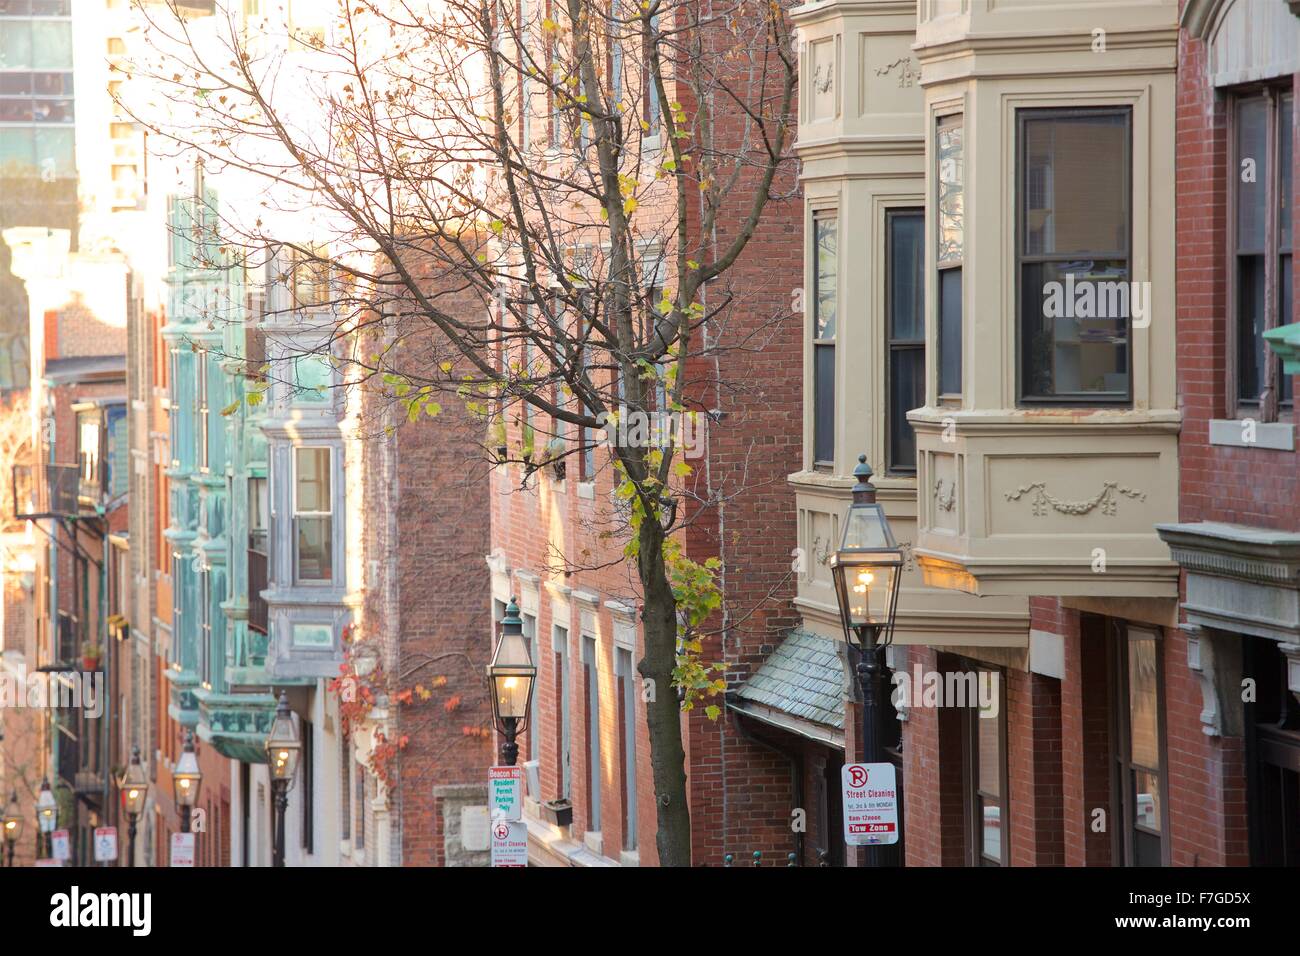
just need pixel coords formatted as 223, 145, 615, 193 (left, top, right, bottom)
889, 348, 923, 470
1281, 254, 1293, 405
1133, 767, 1161, 834
980, 796, 1001, 864
937, 120, 963, 264
1236, 97, 1269, 253
33, 125, 74, 176
977, 700, 1001, 798
1127, 635, 1160, 771
295, 447, 330, 512
1281, 95, 1293, 253
31, 20, 70, 69
939, 267, 962, 395
889, 212, 924, 341
0, 21, 31, 68
1021, 259, 1130, 399
295, 516, 332, 581
814, 343, 834, 463
814, 215, 837, 339
1238, 254, 1266, 403
1023, 112, 1129, 256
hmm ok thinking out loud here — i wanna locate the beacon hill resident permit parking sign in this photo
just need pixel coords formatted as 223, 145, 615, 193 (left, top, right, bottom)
841, 763, 900, 846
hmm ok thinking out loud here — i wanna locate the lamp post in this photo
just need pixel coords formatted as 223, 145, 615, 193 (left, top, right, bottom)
265, 690, 300, 868
173, 728, 203, 834
486, 597, 536, 767
829, 455, 903, 868
119, 746, 148, 867
2, 789, 22, 866
36, 779, 57, 859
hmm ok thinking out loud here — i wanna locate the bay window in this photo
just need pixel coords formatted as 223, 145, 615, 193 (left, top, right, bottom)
812, 210, 837, 466
936, 116, 963, 398
292, 446, 332, 583
1232, 88, 1294, 419
1017, 107, 1132, 404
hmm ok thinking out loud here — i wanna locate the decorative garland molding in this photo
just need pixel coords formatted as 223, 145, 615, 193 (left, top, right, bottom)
1004, 481, 1146, 517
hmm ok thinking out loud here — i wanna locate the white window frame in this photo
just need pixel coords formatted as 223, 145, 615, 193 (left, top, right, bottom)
292, 445, 334, 584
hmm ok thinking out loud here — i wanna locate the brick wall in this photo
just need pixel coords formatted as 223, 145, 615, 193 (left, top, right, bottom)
360, 280, 495, 866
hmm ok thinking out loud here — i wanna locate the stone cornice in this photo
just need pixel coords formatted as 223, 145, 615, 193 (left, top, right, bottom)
1157, 521, 1300, 588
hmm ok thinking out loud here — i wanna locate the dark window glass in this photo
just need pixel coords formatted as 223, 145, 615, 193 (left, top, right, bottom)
813, 212, 837, 465
814, 343, 835, 465
939, 268, 962, 396
1238, 254, 1266, 402
887, 210, 924, 472
1018, 109, 1131, 403
1234, 90, 1294, 414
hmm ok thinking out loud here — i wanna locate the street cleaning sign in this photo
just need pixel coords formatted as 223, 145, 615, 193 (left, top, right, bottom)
170, 832, 196, 867
841, 762, 899, 846
488, 765, 523, 821
490, 817, 528, 867
93, 827, 118, 863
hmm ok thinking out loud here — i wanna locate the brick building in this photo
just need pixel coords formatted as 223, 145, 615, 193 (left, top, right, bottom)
787, 0, 1298, 869
485, 1, 805, 866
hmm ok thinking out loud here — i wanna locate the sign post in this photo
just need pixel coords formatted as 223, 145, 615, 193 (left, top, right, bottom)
841, 762, 899, 847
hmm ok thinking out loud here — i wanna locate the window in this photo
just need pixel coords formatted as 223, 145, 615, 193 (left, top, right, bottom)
290, 246, 331, 308
887, 209, 925, 473
249, 476, 268, 551
959, 662, 1007, 866
197, 350, 209, 471
293, 447, 332, 582
1111, 623, 1166, 866
353, 760, 365, 851
812, 211, 837, 466
1232, 88, 1294, 419
554, 624, 571, 799
641, 12, 660, 138
583, 634, 601, 832
519, 0, 532, 149
548, 5, 564, 149
300, 718, 314, 855
616, 645, 637, 851
936, 116, 964, 397
1017, 108, 1132, 403
523, 611, 539, 759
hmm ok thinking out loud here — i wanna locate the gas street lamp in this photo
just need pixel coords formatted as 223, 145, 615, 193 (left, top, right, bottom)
829, 455, 904, 867
119, 745, 149, 867
2, 789, 22, 866
36, 779, 57, 858
173, 728, 203, 834
486, 597, 536, 767
265, 690, 300, 868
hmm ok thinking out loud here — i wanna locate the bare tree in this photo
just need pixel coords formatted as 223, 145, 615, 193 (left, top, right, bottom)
124, 0, 797, 865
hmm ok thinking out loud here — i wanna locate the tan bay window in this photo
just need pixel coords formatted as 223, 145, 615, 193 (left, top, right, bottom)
1017, 108, 1132, 404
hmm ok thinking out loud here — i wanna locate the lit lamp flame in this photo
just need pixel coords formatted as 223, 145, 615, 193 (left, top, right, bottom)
851, 569, 874, 619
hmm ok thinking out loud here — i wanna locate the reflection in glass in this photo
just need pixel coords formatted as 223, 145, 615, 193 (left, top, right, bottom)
937, 121, 963, 264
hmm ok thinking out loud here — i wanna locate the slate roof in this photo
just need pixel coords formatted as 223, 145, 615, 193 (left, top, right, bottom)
733, 628, 844, 730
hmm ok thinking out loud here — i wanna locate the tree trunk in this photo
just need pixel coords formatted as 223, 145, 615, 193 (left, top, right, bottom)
637, 513, 692, 866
